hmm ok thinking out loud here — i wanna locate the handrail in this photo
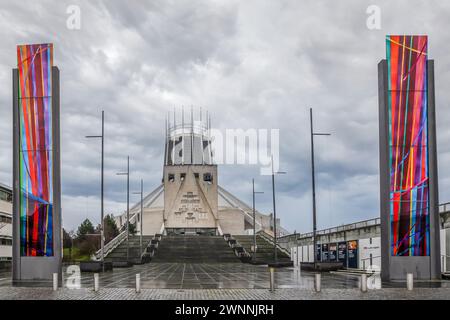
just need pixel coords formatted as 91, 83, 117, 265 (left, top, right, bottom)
102, 184, 164, 258
230, 238, 251, 258
279, 217, 381, 242
361, 255, 381, 262
93, 230, 127, 260
217, 224, 223, 236
257, 230, 291, 257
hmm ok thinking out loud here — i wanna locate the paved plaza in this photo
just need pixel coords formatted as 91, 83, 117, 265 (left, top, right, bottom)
2, 263, 357, 290
0, 263, 449, 299
0, 287, 449, 300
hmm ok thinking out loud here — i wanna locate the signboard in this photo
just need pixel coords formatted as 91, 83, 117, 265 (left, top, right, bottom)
316, 244, 321, 262
321, 243, 329, 262
329, 243, 337, 261
338, 241, 347, 264
347, 240, 358, 268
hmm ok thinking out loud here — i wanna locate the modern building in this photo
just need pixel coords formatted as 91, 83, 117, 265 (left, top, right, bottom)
279, 208, 450, 273
0, 183, 12, 265
113, 110, 288, 237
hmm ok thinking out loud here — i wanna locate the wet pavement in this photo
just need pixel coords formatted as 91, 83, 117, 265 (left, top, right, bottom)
0, 263, 449, 290
1, 287, 450, 300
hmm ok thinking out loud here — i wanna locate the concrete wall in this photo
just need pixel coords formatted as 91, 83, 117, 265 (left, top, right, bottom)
0, 245, 11, 259
217, 208, 245, 235
163, 165, 219, 229
141, 208, 164, 235
0, 200, 12, 216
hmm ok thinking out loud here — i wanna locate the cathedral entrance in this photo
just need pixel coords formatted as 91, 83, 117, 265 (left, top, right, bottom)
165, 228, 217, 236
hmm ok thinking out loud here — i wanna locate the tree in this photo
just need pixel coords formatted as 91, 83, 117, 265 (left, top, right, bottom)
62, 228, 73, 249
128, 222, 137, 235
74, 218, 99, 257
63, 228, 74, 262
77, 218, 95, 239
104, 214, 119, 244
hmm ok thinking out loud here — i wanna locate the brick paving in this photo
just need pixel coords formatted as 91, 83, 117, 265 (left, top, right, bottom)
0, 286, 449, 300
1, 263, 449, 300
0, 263, 362, 289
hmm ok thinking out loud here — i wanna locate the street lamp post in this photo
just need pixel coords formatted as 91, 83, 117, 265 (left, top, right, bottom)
117, 156, 130, 263
133, 179, 144, 255
86, 110, 105, 271
271, 155, 286, 264
252, 179, 264, 263
309, 108, 331, 269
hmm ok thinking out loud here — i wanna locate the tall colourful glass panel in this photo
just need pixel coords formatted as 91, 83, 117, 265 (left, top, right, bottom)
17, 43, 54, 256
386, 35, 429, 256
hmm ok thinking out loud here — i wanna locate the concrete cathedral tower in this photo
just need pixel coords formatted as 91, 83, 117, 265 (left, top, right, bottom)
163, 108, 219, 235
113, 109, 286, 238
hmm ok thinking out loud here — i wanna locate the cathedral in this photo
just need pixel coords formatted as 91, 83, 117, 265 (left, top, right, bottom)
114, 110, 287, 237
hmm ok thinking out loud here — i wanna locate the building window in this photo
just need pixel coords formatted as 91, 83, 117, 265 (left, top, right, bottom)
0, 190, 12, 203
180, 173, 186, 181
168, 173, 175, 182
194, 173, 199, 179
203, 173, 213, 183
0, 216, 12, 224
0, 239, 12, 246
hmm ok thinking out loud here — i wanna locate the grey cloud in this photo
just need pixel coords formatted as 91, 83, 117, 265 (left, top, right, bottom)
1, 0, 450, 233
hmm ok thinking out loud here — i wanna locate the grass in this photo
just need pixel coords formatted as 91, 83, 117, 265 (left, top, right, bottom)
63, 247, 92, 262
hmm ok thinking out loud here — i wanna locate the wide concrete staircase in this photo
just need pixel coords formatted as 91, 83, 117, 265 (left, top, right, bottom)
151, 235, 241, 263
105, 235, 154, 266
233, 235, 292, 265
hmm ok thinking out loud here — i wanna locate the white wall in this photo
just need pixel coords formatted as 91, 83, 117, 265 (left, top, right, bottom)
441, 228, 447, 272
0, 245, 11, 259
291, 245, 314, 266
358, 237, 381, 270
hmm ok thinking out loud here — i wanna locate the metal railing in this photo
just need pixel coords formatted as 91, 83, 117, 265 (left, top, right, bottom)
361, 255, 381, 270
279, 217, 381, 243
97, 185, 164, 260
439, 202, 450, 213
93, 230, 127, 260
257, 230, 291, 257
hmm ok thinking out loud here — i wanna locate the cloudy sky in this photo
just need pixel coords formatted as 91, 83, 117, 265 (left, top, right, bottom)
1, 0, 450, 233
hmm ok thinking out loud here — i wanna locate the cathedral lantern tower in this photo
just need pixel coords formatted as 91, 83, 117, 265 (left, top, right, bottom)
162, 108, 219, 235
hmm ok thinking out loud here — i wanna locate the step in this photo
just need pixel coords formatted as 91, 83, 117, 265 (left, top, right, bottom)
150, 235, 241, 263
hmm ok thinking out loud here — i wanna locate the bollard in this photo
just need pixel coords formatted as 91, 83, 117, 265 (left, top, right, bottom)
136, 273, 141, 293
269, 267, 275, 292
94, 273, 99, 292
406, 273, 413, 291
361, 274, 367, 292
53, 273, 58, 291
314, 273, 321, 292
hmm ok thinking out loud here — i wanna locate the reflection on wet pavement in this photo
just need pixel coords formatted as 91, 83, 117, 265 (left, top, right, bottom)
0, 263, 448, 290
